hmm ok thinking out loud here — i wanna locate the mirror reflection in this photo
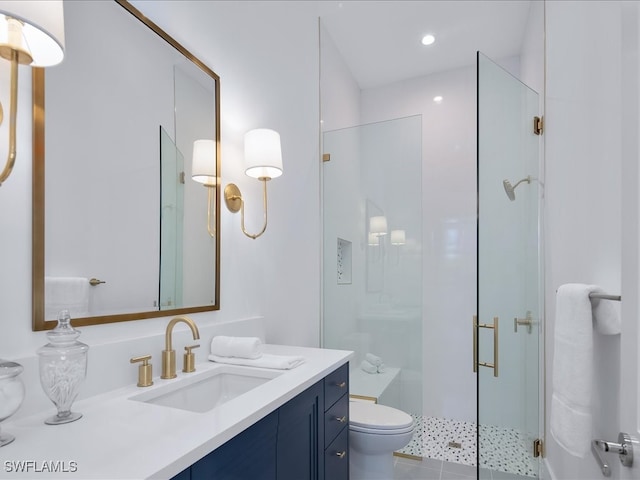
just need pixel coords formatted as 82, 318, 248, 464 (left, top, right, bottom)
32, 0, 220, 330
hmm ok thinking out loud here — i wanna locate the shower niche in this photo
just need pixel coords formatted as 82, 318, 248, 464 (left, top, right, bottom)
337, 238, 352, 285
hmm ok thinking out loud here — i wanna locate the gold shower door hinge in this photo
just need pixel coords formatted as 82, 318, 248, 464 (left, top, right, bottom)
533, 438, 544, 458
533, 116, 543, 135
322, 153, 331, 162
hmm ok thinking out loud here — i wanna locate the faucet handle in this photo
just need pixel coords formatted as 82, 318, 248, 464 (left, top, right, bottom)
183, 344, 200, 373
130, 355, 153, 387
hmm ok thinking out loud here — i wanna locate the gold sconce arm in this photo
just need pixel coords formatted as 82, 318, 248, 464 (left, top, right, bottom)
224, 178, 270, 240
0, 50, 19, 186
206, 185, 216, 238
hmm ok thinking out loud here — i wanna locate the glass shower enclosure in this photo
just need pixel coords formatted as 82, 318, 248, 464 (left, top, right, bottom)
322, 115, 423, 454
477, 52, 541, 478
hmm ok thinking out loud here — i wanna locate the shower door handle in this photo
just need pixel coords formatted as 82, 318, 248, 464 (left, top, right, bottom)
473, 315, 499, 377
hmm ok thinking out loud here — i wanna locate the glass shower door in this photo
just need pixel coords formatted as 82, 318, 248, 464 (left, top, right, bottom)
477, 52, 541, 479
322, 116, 423, 453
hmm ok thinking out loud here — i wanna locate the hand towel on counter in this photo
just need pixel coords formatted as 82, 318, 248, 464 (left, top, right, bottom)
550, 283, 621, 458
208, 353, 305, 370
365, 353, 383, 367
210, 336, 263, 359
44, 277, 90, 319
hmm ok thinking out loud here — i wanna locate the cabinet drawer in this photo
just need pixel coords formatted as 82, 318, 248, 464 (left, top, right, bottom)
324, 362, 349, 409
325, 393, 349, 448
325, 427, 349, 480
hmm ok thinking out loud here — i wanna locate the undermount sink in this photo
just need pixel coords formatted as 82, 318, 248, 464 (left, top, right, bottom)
130, 365, 282, 413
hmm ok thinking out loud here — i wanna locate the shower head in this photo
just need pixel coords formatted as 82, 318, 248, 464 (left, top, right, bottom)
502, 175, 531, 201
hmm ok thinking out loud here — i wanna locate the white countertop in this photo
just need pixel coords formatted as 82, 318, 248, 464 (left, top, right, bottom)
0, 345, 353, 479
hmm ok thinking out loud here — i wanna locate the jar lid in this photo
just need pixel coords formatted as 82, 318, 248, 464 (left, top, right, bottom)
0, 359, 24, 379
46, 310, 81, 345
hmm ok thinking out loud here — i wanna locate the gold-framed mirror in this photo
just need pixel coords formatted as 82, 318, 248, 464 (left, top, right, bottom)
32, 0, 220, 331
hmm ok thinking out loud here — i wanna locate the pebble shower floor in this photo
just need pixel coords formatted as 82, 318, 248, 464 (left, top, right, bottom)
396, 415, 537, 477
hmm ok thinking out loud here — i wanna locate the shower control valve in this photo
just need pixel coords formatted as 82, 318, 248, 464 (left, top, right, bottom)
513, 311, 533, 334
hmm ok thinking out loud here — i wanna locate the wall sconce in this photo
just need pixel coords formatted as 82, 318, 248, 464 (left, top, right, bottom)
369, 216, 388, 237
224, 128, 283, 239
0, 1, 65, 186
390, 230, 406, 246
191, 139, 217, 238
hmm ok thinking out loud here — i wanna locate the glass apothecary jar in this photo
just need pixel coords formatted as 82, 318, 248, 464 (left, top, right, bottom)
37, 310, 88, 425
0, 360, 25, 446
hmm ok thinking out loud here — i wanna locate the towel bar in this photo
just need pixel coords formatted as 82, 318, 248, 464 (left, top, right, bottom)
589, 293, 621, 301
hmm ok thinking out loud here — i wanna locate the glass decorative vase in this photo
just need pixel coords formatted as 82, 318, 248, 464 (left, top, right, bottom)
0, 360, 25, 446
37, 310, 88, 425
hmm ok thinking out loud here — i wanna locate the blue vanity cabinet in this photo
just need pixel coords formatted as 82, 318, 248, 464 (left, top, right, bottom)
170, 363, 349, 480
190, 410, 279, 480
276, 380, 324, 480
323, 362, 350, 480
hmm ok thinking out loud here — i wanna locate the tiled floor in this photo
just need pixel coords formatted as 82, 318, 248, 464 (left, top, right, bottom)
393, 456, 533, 480
395, 416, 536, 478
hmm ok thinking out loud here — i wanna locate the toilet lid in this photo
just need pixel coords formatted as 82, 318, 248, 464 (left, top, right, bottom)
349, 402, 414, 431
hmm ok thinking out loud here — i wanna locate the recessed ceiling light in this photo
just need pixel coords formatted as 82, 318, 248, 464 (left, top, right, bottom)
421, 34, 435, 46
433, 96, 443, 104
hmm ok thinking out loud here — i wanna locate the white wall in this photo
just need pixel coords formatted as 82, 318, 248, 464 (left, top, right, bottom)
0, 0, 323, 417
545, 1, 624, 479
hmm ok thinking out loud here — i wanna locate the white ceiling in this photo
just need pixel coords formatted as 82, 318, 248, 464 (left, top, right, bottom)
318, 1, 533, 89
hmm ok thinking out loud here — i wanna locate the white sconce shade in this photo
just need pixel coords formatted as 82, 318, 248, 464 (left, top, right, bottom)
192, 139, 217, 186
0, 1, 65, 66
368, 232, 379, 246
391, 230, 406, 245
369, 216, 388, 236
244, 128, 283, 180
0, 0, 65, 187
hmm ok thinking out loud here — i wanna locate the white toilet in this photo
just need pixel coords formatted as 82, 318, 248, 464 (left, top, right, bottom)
349, 401, 415, 480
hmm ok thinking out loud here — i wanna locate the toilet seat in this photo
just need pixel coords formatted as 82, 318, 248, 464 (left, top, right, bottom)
349, 401, 414, 434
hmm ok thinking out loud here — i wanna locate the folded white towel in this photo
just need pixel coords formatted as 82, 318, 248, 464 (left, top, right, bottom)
210, 336, 263, 359
44, 276, 90, 319
377, 363, 386, 374
550, 283, 620, 458
208, 354, 304, 370
365, 353, 383, 366
360, 360, 377, 374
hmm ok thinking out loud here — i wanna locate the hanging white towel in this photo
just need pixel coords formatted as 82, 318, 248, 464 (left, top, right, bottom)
208, 353, 304, 370
44, 277, 90, 319
210, 336, 263, 359
550, 283, 620, 458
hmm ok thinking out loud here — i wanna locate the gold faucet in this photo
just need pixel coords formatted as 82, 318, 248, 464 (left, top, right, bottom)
161, 316, 200, 379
